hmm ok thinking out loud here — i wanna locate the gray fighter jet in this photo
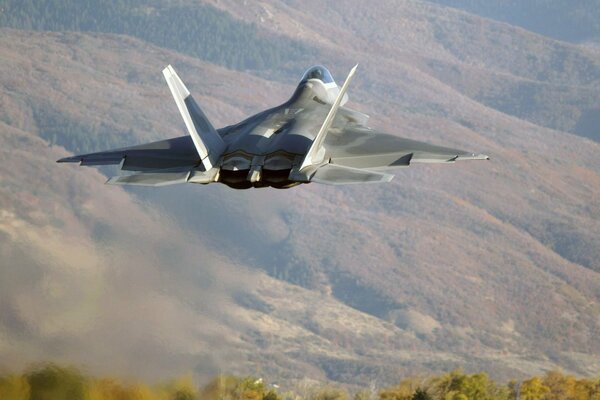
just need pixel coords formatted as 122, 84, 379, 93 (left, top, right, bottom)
58, 65, 489, 189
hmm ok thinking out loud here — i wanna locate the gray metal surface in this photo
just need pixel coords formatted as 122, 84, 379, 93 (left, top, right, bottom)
58, 65, 489, 189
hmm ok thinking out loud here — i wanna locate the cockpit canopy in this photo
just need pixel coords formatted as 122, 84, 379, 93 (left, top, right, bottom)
299, 65, 335, 85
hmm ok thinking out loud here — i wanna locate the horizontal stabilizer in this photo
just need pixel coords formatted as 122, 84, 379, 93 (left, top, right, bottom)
310, 164, 393, 185
106, 171, 190, 186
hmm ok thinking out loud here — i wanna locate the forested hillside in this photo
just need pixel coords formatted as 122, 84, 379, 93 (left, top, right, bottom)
427, 0, 600, 43
0, 0, 314, 71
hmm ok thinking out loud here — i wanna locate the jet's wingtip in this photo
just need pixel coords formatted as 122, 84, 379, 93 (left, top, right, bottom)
57, 156, 79, 163
455, 153, 490, 161
163, 64, 180, 80
105, 176, 120, 185
162, 64, 172, 77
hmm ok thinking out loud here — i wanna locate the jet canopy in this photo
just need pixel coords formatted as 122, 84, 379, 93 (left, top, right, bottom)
300, 65, 335, 85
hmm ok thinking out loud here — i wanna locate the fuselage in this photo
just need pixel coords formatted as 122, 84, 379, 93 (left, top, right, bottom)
214, 77, 338, 189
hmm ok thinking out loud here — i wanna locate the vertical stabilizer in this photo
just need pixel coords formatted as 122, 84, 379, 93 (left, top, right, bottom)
162, 65, 225, 170
300, 64, 358, 171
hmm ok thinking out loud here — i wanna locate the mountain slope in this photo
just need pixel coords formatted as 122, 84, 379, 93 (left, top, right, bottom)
0, 0, 599, 385
426, 0, 600, 43
0, 0, 314, 72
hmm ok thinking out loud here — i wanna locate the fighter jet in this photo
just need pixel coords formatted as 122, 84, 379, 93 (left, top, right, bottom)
58, 65, 489, 189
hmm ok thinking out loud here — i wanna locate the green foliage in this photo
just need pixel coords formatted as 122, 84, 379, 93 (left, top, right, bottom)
159, 375, 199, 400
380, 371, 510, 400
429, 370, 509, 400
0, 0, 315, 71
199, 375, 280, 400
26, 364, 88, 400
380, 378, 423, 400
308, 385, 349, 400
541, 371, 585, 400
411, 389, 431, 400
1, 364, 600, 400
512, 376, 550, 400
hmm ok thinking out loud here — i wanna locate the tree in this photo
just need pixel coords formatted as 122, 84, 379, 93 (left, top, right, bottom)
542, 371, 577, 400
380, 378, 423, 400
26, 364, 88, 400
159, 374, 199, 400
515, 377, 550, 400
199, 375, 281, 400
412, 388, 432, 400
310, 385, 349, 400
429, 370, 508, 400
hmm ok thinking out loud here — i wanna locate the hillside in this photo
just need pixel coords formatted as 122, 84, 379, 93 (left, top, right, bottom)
0, 0, 313, 72
1, 0, 600, 387
426, 0, 600, 44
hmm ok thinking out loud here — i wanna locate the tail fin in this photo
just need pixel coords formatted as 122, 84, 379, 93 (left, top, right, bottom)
300, 64, 358, 171
162, 65, 225, 170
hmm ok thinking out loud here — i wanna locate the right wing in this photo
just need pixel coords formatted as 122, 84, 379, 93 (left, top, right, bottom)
106, 170, 191, 186
57, 136, 200, 171
58, 65, 225, 176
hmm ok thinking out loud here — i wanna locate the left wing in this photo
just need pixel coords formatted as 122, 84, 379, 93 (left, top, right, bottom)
324, 126, 489, 170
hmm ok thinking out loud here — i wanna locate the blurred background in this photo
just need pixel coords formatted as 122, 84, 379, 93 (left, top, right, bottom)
0, 0, 599, 391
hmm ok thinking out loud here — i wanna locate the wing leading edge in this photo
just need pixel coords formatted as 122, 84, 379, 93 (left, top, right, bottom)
57, 136, 199, 171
